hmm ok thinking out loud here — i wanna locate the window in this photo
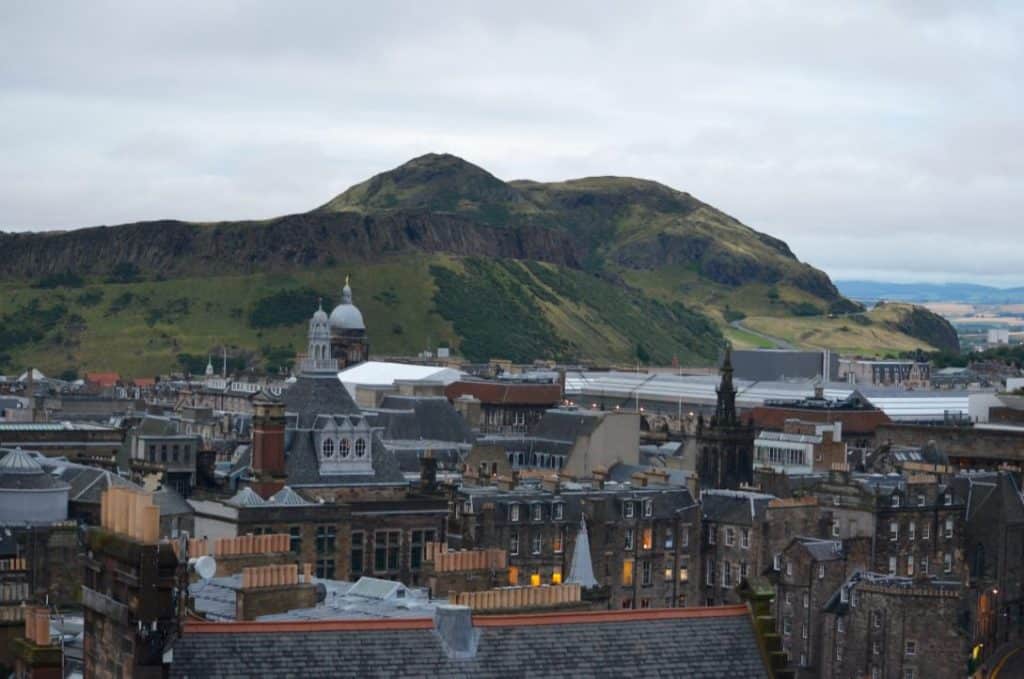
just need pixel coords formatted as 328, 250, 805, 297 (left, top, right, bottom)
410, 529, 436, 570
664, 528, 674, 549
908, 522, 916, 541
783, 619, 791, 636
339, 438, 350, 458
508, 566, 519, 586
944, 492, 952, 506
904, 670, 916, 679
350, 532, 364, 576
725, 527, 735, 547
643, 499, 653, 518
945, 518, 954, 539
621, 598, 633, 609
531, 533, 542, 555
639, 598, 651, 609
551, 567, 562, 585
837, 618, 844, 633
888, 556, 897, 575
681, 527, 689, 548
289, 526, 301, 554
832, 520, 841, 537
707, 526, 716, 545
836, 645, 843, 661
774, 554, 782, 571
907, 554, 914, 576
801, 623, 808, 640
172, 444, 181, 462
872, 641, 880, 656
354, 438, 367, 458
510, 504, 520, 522
785, 591, 792, 606
532, 504, 542, 522
622, 559, 634, 586
892, 494, 901, 507
722, 560, 733, 587
641, 560, 652, 586
944, 552, 952, 573
624, 501, 635, 519
786, 561, 793, 577
553, 527, 564, 554
818, 564, 825, 579
315, 558, 335, 579
920, 557, 929, 575
321, 438, 334, 458
803, 593, 809, 609
833, 495, 840, 506
890, 521, 899, 541
553, 503, 564, 521
316, 525, 336, 554
917, 494, 926, 507
641, 528, 653, 551
872, 610, 882, 629
625, 528, 635, 551
148, 445, 156, 462
705, 558, 715, 586
741, 562, 750, 578
664, 562, 674, 581
510, 529, 519, 555
872, 668, 880, 679
373, 531, 401, 572
922, 523, 930, 540
161, 445, 167, 462
905, 640, 917, 656
679, 565, 689, 582
741, 528, 750, 549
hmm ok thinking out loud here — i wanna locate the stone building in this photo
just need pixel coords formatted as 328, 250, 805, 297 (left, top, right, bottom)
772, 537, 871, 677
449, 478, 701, 610
444, 376, 563, 434
696, 348, 755, 491
819, 573, 966, 679
839, 358, 931, 390
700, 491, 824, 606
754, 420, 847, 475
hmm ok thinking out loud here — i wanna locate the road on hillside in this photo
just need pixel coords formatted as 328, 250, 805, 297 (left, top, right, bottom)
729, 320, 796, 350
992, 646, 1024, 678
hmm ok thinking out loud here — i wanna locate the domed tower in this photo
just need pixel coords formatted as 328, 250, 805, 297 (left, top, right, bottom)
328, 276, 369, 368
300, 300, 338, 375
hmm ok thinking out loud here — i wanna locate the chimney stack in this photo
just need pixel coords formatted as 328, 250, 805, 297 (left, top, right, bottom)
420, 451, 438, 493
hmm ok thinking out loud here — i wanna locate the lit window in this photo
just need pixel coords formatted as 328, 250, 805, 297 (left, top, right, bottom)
551, 567, 562, 585
664, 564, 673, 581
678, 566, 688, 582
622, 559, 634, 586
642, 528, 653, 550
530, 572, 541, 587
508, 566, 519, 585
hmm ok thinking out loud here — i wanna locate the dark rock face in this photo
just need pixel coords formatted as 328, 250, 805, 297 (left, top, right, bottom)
0, 211, 582, 279
886, 305, 961, 353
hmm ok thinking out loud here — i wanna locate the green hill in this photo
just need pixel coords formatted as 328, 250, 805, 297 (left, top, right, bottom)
0, 153, 956, 377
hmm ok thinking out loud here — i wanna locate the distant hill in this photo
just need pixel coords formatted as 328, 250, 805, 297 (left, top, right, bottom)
838, 280, 1024, 305
0, 154, 956, 375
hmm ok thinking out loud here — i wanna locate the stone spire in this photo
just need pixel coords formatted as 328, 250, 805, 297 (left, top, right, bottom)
713, 344, 737, 427
567, 515, 598, 588
204, 356, 214, 377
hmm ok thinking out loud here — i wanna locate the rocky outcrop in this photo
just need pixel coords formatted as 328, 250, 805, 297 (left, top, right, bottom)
0, 211, 582, 280
880, 303, 961, 353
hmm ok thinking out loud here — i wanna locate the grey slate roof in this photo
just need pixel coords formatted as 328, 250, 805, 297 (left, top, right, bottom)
282, 373, 407, 488
532, 407, 604, 442
366, 395, 473, 443
170, 609, 769, 678
701, 489, 776, 526
0, 448, 71, 490
154, 486, 194, 516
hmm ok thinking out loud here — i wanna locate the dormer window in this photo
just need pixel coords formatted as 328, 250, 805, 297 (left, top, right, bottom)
891, 494, 901, 508
917, 494, 926, 507
322, 438, 335, 458
339, 438, 351, 458
532, 504, 542, 522
510, 504, 520, 522
624, 502, 635, 519
355, 438, 367, 458
944, 492, 952, 506
553, 503, 564, 521
643, 499, 653, 518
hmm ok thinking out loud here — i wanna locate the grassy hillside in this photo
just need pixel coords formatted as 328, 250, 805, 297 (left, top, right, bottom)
0, 153, 955, 374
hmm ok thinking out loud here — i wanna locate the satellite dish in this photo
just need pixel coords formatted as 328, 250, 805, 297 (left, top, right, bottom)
191, 555, 217, 580
314, 582, 327, 603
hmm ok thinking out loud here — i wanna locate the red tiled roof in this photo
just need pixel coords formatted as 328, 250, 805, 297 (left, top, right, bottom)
445, 380, 562, 406
181, 604, 750, 635
85, 372, 121, 387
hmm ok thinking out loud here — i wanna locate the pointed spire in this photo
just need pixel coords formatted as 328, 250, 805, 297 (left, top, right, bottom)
714, 343, 737, 427
567, 515, 598, 588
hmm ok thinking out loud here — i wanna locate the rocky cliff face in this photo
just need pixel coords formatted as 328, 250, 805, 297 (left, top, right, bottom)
0, 210, 582, 280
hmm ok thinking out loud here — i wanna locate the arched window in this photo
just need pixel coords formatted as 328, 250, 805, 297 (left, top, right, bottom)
355, 438, 367, 458
322, 438, 334, 458
339, 438, 351, 458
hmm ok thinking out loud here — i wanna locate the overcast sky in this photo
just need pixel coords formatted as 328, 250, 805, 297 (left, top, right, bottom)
2, 2, 1021, 285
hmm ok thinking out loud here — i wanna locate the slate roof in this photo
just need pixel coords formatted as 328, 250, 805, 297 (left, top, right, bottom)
154, 486, 194, 516
532, 408, 604, 443
226, 487, 267, 507
170, 607, 769, 679
444, 379, 562, 406
282, 373, 407, 489
700, 489, 776, 526
50, 463, 136, 504
366, 395, 473, 443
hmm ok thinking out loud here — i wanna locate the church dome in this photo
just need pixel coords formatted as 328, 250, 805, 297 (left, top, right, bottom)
329, 278, 365, 332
